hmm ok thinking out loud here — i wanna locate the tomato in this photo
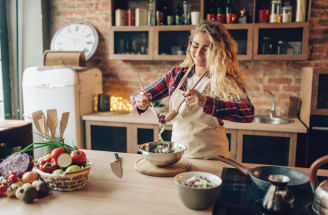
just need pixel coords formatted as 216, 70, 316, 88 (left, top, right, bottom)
51, 147, 65, 159
71, 150, 86, 165
7, 172, 18, 183
0, 183, 6, 195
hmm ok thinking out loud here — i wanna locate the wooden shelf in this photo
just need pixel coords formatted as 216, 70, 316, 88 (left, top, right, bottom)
109, 0, 311, 61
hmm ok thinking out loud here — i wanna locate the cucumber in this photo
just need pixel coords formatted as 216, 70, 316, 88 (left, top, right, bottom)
57, 153, 72, 168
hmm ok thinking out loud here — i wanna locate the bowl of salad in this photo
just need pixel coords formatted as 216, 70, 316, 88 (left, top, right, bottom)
174, 171, 222, 210
138, 142, 187, 167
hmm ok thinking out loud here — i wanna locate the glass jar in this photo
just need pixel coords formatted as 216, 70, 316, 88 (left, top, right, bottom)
277, 40, 286, 54
282, 2, 292, 23
262, 37, 272, 54
269, 0, 281, 23
286, 44, 295, 54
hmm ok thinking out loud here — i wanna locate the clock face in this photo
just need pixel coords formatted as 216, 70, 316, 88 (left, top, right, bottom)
50, 21, 99, 61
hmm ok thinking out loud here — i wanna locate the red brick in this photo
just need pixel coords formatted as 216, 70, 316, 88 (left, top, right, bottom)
282, 86, 301, 92
276, 94, 290, 99
268, 78, 292, 84
262, 62, 287, 69
262, 85, 280, 92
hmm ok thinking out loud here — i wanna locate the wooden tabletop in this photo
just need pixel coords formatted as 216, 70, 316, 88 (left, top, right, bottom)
1, 150, 327, 215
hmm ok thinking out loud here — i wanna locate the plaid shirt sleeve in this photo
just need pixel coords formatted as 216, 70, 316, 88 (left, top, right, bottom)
131, 67, 185, 114
203, 93, 255, 124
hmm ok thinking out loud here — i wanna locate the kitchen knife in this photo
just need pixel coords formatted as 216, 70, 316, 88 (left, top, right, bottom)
110, 153, 123, 178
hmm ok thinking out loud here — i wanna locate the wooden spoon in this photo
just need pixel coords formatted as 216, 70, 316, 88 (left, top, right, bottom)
60, 112, 70, 139
137, 77, 159, 119
47, 109, 58, 138
164, 70, 208, 122
32, 110, 45, 133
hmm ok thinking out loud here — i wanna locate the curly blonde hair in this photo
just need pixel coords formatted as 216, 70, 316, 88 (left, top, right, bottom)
180, 20, 247, 101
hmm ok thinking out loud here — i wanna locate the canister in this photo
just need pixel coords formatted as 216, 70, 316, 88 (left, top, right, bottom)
282, 2, 292, 23
269, 0, 281, 23
277, 41, 286, 54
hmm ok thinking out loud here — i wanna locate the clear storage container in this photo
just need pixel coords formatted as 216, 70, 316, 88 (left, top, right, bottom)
269, 0, 281, 23
282, 2, 292, 23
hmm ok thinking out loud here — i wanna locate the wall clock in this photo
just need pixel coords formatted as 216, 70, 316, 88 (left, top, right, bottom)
50, 21, 99, 61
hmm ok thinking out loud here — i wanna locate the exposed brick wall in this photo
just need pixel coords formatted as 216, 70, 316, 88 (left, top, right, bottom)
49, 0, 328, 117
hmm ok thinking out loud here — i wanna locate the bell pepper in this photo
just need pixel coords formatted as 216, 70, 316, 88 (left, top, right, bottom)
38, 157, 58, 173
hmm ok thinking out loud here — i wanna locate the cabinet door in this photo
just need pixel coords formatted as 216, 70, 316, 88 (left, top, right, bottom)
227, 24, 253, 61
153, 25, 193, 60
109, 26, 153, 60
253, 23, 309, 60
85, 121, 132, 153
237, 130, 297, 166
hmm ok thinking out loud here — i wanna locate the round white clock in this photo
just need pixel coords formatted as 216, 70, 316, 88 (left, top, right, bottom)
50, 21, 99, 61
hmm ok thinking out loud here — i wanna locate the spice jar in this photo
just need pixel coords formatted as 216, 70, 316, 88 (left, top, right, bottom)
282, 2, 292, 23
277, 40, 286, 54
269, 0, 281, 23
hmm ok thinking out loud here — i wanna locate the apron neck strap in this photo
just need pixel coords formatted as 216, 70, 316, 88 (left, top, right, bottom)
176, 66, 193, 90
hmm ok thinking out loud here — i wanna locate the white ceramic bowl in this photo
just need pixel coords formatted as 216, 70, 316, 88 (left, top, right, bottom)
174, 171, 222, 210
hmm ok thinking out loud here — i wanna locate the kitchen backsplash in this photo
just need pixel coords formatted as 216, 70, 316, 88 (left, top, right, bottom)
48, 0, 328, 117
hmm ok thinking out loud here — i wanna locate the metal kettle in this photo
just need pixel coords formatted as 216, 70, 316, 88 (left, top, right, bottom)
309, 154, 328, 215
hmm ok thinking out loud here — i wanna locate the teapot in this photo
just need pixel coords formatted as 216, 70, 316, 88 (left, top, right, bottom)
309, 154, 328, 215
262, 174, 295, 212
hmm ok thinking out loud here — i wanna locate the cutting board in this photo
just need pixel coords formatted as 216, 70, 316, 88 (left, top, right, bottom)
134, 158, 191, 177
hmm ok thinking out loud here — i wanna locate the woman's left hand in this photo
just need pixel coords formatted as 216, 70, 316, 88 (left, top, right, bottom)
184, 89, 207, 108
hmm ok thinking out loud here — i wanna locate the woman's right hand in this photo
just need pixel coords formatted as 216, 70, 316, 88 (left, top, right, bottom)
136, 92, 152, 110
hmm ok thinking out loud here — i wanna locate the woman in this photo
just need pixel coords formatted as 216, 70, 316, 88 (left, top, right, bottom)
132, 20, 254, 159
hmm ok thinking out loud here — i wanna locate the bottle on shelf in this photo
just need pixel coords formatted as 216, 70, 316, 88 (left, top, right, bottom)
175, 2, 183, 25
226, 0, 232, 14
162, 5, 168, 25
182, 0, 189, 24
148, 0, 154, 26
282, 2, 292, 23
261, 37, 272, 54
277, 40, 287, 54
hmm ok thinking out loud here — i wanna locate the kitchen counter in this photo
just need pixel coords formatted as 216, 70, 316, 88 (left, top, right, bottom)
82, 110, 307, 133
2, 150, 328, 215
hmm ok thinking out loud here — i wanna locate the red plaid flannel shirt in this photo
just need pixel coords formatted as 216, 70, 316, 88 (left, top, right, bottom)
132, 66, 254, 126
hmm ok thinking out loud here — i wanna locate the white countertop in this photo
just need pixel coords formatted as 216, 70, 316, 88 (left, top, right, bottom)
82, 109, 307, 133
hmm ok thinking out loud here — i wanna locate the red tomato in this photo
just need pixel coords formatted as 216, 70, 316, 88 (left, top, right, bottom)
7, 172, 18, 183
51, 147, 65, 159
0, 183, 6, 195
71, 150, 86, 164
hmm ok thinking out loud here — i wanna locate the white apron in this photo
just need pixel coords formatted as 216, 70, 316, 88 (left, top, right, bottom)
169, 70, 229, 159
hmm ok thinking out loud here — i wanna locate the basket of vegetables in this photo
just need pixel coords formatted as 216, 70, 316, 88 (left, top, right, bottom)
21, 134, 92, 192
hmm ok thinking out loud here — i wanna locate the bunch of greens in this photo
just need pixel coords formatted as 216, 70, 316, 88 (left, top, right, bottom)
19, 132, 78, 155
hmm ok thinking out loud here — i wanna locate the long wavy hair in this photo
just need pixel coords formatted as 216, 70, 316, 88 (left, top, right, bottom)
180, 20, 247, 101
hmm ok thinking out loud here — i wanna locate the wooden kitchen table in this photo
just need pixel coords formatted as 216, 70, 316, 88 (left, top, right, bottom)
1, 150, 328, 215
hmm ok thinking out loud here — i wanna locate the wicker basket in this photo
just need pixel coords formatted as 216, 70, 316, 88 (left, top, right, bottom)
32, 164, 91, 192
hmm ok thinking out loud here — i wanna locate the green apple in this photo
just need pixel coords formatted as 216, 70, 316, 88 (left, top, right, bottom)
65, 165, 81, 173
52, 169, 64, 175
